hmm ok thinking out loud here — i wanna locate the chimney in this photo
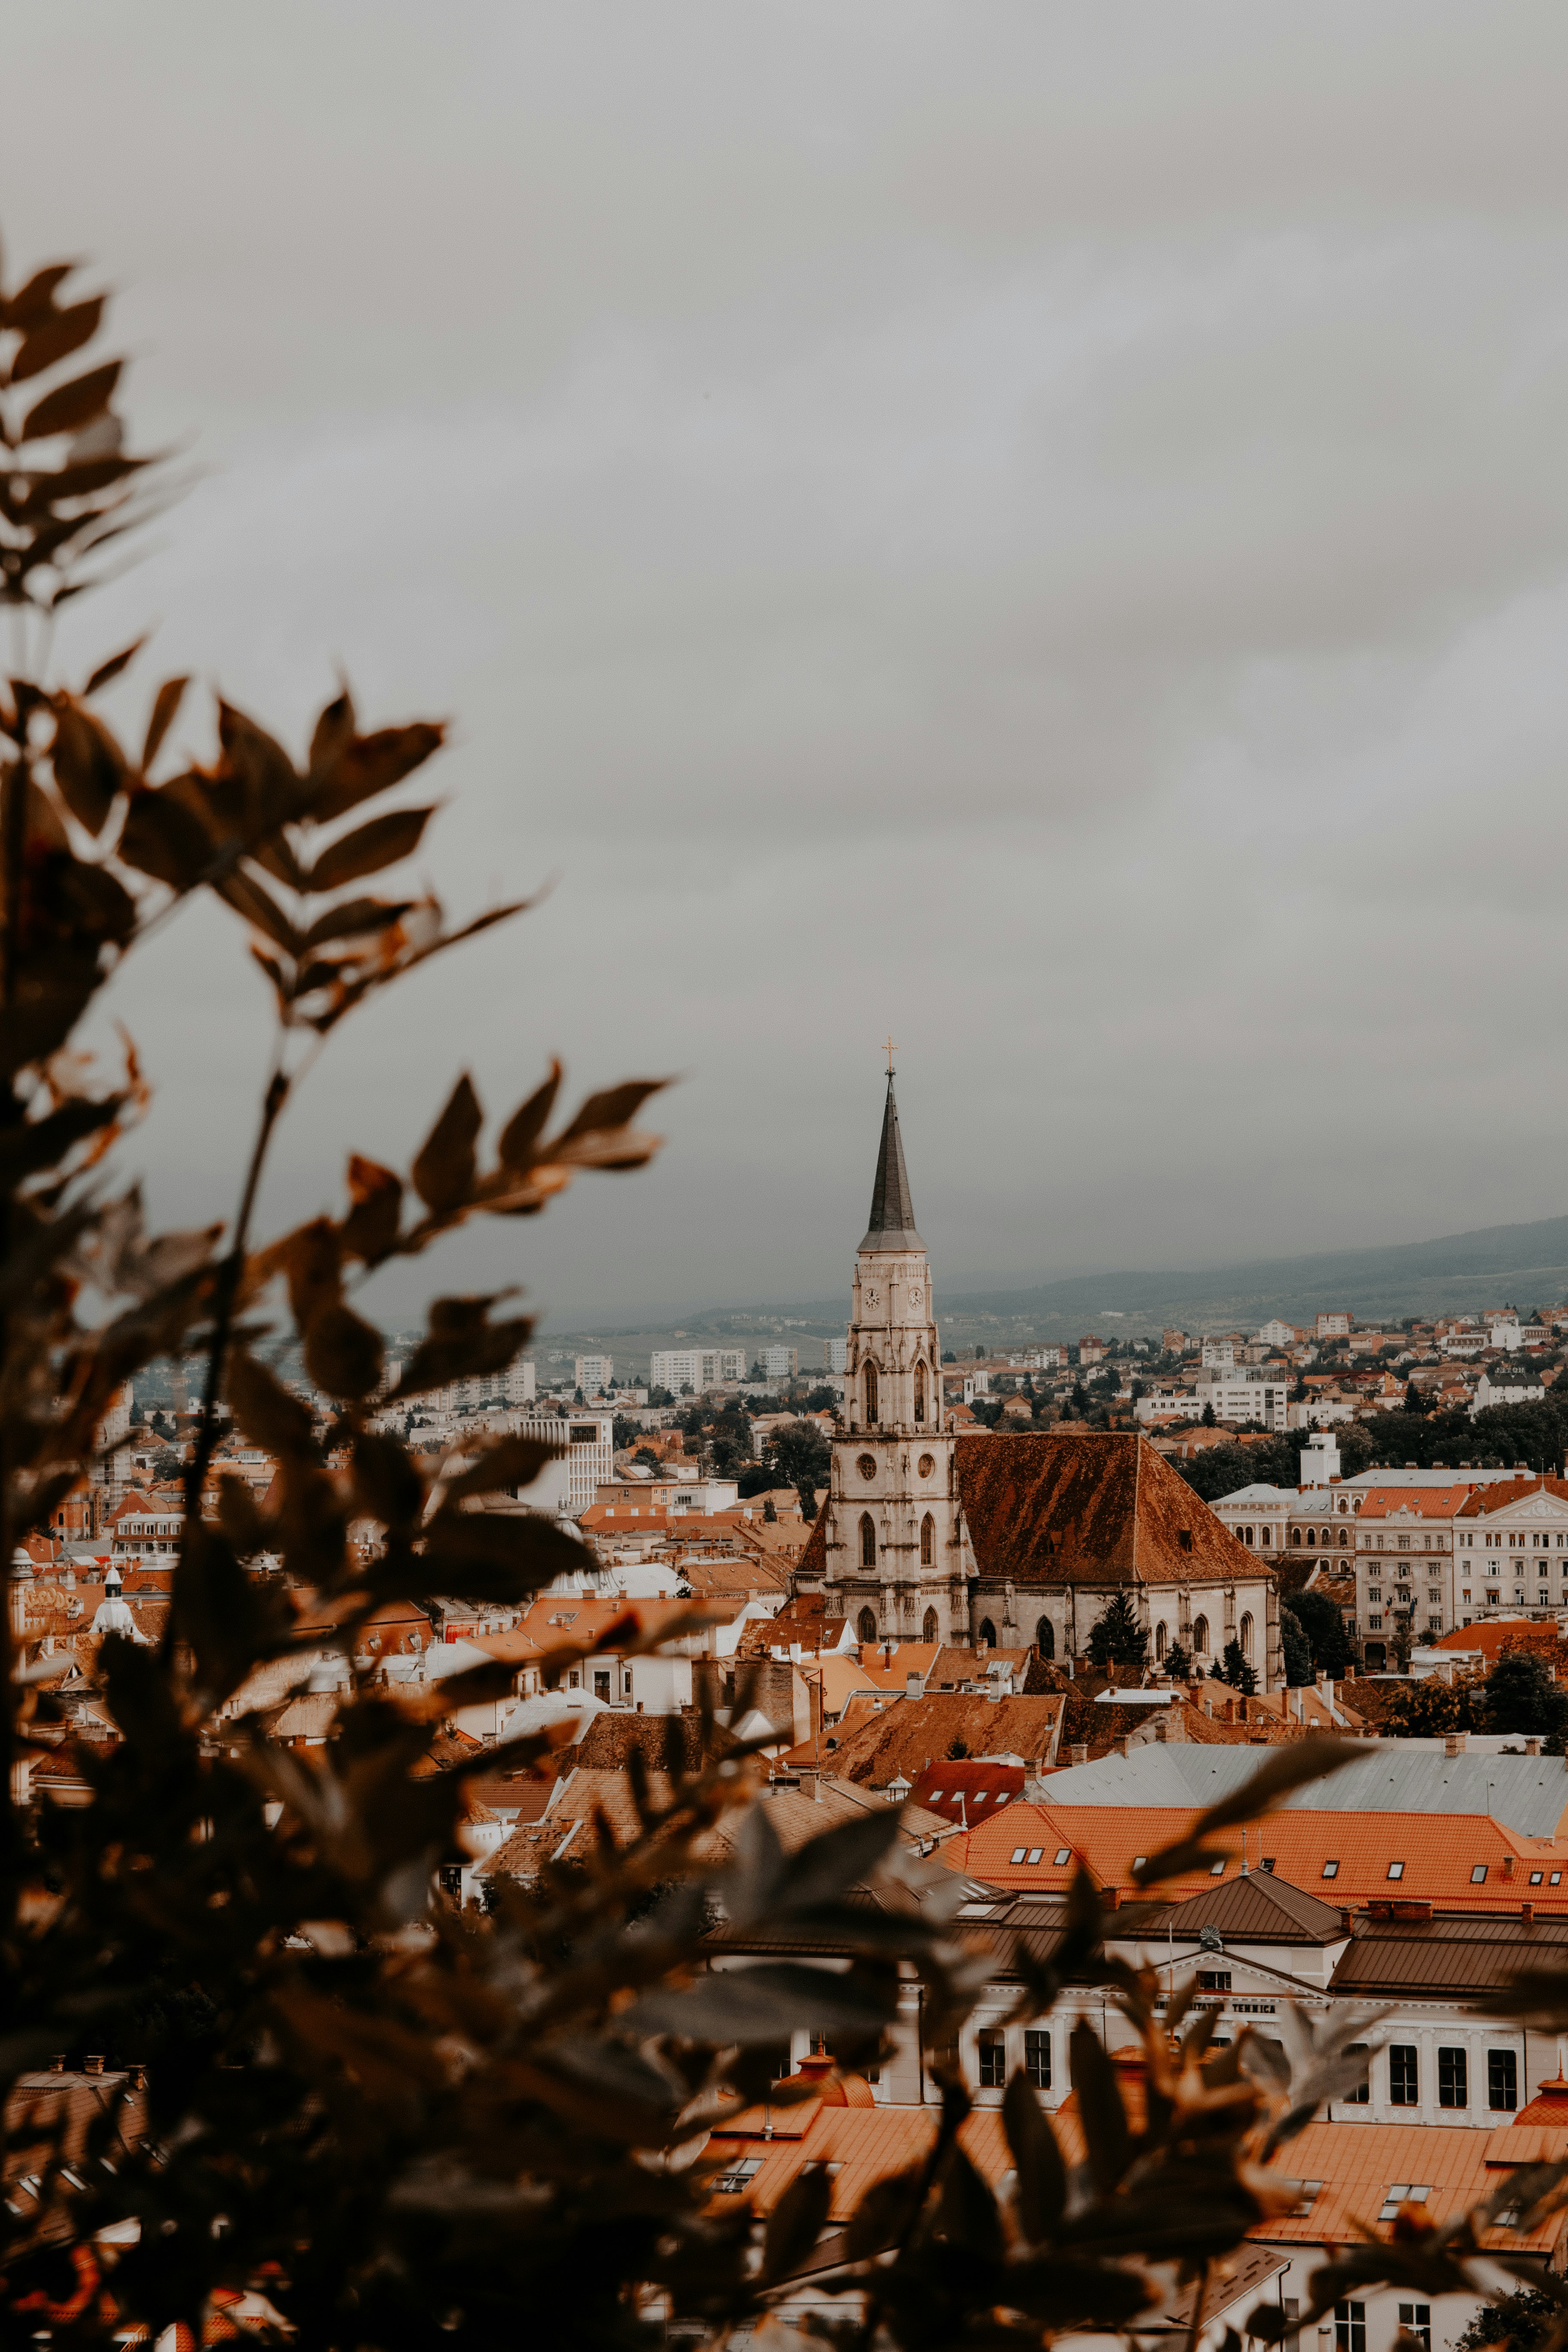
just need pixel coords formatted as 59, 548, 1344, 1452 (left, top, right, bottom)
1527, 1737, 1542, 1757
1339, 1910, 1354, 1934
1069, 1742, 1088, 1766
1445, 1731, 1468, 1757
1224, 1696, 1237, 1723
1523, 1903, 1535, 1923
1502, 1855, 1516, 1879
84, 2055, 104, 2076
906, 1672, 922, 1697
50, 2053, 64, 2073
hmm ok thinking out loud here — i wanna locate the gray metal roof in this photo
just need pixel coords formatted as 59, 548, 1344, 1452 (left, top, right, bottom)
859, 1075, 922, 1253
1041, 1743, 1568, 1837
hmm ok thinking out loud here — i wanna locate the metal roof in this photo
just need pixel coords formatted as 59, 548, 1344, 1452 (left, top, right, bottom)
858, 1074, 922, 1252
1330, 1911, 1568, 1997
1040, 1743, 1568, 1836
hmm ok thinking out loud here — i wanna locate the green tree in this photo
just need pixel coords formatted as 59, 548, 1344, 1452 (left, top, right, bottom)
1483, 1649, 1568, 1746
1283, 1590, 1354, 1678
1200, 1402, 1217, 1427
1280, 1610, 1312, 1687
1089, 1589, 1149, 1672
1163, 1641, 1192, 1681
1221, 1636, 1257, 1695
769, 1418, 830, 1511
1453, 2288, 1560, 2352
1383, 1673, 1480, 1739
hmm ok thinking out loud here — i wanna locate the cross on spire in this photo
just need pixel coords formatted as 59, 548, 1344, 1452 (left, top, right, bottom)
885, 1034, 897, 1076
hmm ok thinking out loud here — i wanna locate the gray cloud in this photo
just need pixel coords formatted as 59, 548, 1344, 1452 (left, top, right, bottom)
8, 0, 1568, 1327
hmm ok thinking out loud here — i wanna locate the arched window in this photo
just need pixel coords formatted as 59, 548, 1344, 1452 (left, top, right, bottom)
922, 1607, 938, 1643
1036, 1616, 1054, 1660
860, 1513, 876, 1569
1240, 1611, 1254, 1657
914, 1361, 927, 1423
864, 1360, 879, 1424
1242, 1525, 1254, 1547
858, 1606, 877, 1643
1338, 1528, 1348, 1548
920, 1513, 935, 1566
1155, 1621, 1167, 1662
1192, 1614, 1209, 1654
1260, 1526, 1271, 1547
1289, 1528, 1302, 1547
978, 1618, 997, 1650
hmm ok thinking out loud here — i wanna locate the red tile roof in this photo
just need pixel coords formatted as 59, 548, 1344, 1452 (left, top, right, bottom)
952, 1433, 1262, 1589
949, 1798, 1568, 1913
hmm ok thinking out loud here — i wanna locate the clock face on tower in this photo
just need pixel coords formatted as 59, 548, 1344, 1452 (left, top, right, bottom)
907, 1286, 923, 1312
864, 1286, 881, 1311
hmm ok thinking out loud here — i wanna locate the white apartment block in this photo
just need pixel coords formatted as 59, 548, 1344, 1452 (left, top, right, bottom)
1022, 1345, 1065, 1370
1200, 1339, 1236, 1370
650, 1348, 746, 1393
1194, 1371, 1290, 1431
574, 1354, 613, 1397
1256, 1319, 1298, 1347
824, 1337, 849, 1373
760, 1345, 799, 1381
1315, 1311, 1352, 1338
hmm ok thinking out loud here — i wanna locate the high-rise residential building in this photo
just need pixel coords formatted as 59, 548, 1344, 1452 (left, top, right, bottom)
506, 1360, 537, 1404
760, 1346, 799, 1381
574, 1354, 613, 1397
825, 1337, 849, 1372
649, 1348, 745, 1393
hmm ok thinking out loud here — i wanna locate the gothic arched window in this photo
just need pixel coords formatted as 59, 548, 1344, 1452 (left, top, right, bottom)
864, 1360, 879, 1424
920, 1513, 934, 1566
914, 1361, 927, 1423
1240, 1611, 1254, 1657
858, 1606, 877, 1643
860, 1513, 876, 1569
1036, 1616, 1054, 1660
922, 1607, 938, 1643
1192, 1614, 1209, 1654
1155, 1621, 1167, 1662
979, 1617, 997, 1649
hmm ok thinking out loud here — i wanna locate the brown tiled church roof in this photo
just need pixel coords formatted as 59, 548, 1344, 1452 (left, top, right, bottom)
955, 1431, 1258, 1589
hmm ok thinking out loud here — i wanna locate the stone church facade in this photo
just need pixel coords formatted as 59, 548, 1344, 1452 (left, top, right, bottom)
794, 1076, 1281, 1688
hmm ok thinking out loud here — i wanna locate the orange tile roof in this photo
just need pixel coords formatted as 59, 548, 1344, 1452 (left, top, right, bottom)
1458, 1476, 1568, 1519
704, 2100, 1011, 2223
949, 1799, 1568, 1913
1357, 1485, 1482, 1519
1430, 1618, 1559, 1659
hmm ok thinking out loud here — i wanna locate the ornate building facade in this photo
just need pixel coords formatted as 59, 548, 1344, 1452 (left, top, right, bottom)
795, 1078, 1281, 1686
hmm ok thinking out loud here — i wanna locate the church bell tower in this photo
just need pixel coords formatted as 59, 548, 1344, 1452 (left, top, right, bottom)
811, 1067, 963, 1645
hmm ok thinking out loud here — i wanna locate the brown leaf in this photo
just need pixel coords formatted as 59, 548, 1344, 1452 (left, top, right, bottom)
20, 360, 122, 443
352, 1432, 424, 1530
308, 685, 357, 777
50, 701, 124, 834
410, 1074, 482, 1212
214, 867, 301, 957
269, 1217, 343, 1334
340, 1155, 404, 1265
1071, 2020, 1130, 2196
142, 676, 189, 771
2, 262, 77, 333
215, 1473, 265, 1554
551, 1078, 670, 1148
217, 700, 299, 829
306, 805, 436, 894
82, 634, 146, 696
309, 721, 443, 824
388, 1298, 531, 1400
497, 1062, 562, 1170
438, 1433, 563, 1504
225, 1349, 316, 1459
304, 1300, 385, 1401
10, 296, 105, 384
301, 896, 413, 950
1134, 1737, 1357, 1887
116, 782, 215, 890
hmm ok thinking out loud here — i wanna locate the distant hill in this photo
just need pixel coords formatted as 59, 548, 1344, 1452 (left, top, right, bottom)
548, 1213, 1568, 1362
933, 1213, 1568, 1340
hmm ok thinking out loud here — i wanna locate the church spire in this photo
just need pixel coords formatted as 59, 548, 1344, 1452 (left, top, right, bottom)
859, 1069, 922, 1252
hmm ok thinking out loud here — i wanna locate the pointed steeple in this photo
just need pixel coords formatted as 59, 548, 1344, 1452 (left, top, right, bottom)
859, 1072, 922, 1252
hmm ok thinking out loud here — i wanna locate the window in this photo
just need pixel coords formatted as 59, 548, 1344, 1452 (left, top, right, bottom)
1398, 2307, 1431, 2352
1192, 1615, 1209, 1653
1336, 2303, 1366, 2352
923, 1608, 938, 1643
1387, 1861, 1405, 1880
978, 2030, 1005, 2088
859, 1516, 878, 1570
1470, 1865, 1488, 1884
921, 1513, 934, 1566
1026, 1849, 1045, 1865
713, 2158, 763, 2195
1398, 1534, 1411, 1551
1240, 1611, 1254, 1656
1489, 2049, 1519, 2111
858, 1606, 877, 1642
1554, 1873, 1563, 1887
1389, 2047, 1418, 2106
1025, 2030, 1050, 2089
1052, 1847, 1070, 1865
914, 1361, 927, 1422
1369, 1614, 1383, 1629
979, 1618, 997, 1648
1155, 1621, 1167, 1662
1209, 1859, 1225, 1877
1011, 1848, 1026, 1865
864, 1361, 879, 1422
1036, 1615, 1054, 1660
1343, 2046, 1370, 2104
1377, 2184, 1430, 2222
1197, 1970, 1231, 1991
593, 1670, 610, 1700
1293, 2182, 1323, 2214
1438, 2048, 1467, 2108
1322, 1860, 1340, 1879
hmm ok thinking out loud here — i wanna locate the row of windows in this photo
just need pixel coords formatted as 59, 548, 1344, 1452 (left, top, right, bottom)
1383, 2045, 1516, 2110
1460, 1531, 1568, 1549
858, 1512, 938, 1568
859, 1357, 931, 1425
976, 2028, 1050, 2089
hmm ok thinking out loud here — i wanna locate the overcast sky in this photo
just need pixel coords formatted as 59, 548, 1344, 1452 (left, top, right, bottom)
9, 3, 1568, 1330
